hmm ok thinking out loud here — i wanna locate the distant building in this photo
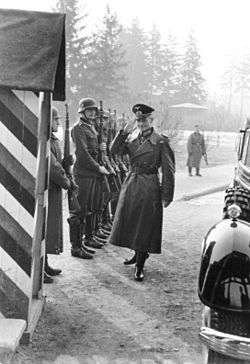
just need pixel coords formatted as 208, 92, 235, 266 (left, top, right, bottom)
167, 102, 208, 130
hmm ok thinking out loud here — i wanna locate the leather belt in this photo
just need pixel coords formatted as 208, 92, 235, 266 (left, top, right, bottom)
130, 166, 158, 175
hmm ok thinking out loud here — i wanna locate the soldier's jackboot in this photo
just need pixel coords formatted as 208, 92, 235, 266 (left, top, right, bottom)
44, 272, 54, 284
124, 251, 137, 265
188, 167, 193, 176
45, 254, 62, 276
69, 217, 94, 259
94, 235, 108, 245
81, 241, 96, 254
71, 246, 93, 259
196, 167, 202, 177
85, 237, 104, 249
134, 252, 149, 281
95, 228, 109, 239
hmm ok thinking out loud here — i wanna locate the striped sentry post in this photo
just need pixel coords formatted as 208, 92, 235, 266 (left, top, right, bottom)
0, 8, 66, 344
0, 88, 51, 342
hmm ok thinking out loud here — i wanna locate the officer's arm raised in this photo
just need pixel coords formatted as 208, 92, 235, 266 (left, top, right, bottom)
110, 121, 133, 155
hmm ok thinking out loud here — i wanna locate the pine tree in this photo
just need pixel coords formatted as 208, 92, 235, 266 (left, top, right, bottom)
144, 24, 166, 102
176, 32, 206, 105
234, 55, 250, 118
54, 0, 90, 114
85, 6, 127, 109
161, 34, 180, 105
120, 18, 148, 105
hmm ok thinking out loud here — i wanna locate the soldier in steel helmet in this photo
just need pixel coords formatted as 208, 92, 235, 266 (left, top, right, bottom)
109, 104, 175, 282
69, 98, 109, 258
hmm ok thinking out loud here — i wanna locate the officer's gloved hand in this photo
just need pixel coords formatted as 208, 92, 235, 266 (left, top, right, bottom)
123, 121, 134, 134
99, 166, 109, 175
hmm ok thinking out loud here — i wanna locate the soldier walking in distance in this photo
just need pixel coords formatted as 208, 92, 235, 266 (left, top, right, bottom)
186, 124, 206, 176
70, 98, 109, 255
109, 104, 175, 282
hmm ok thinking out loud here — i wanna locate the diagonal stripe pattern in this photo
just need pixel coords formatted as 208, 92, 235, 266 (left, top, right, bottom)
0, 89, 47, 321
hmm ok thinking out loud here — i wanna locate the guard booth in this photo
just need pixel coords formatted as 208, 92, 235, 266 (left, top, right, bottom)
0, 9, 65, 343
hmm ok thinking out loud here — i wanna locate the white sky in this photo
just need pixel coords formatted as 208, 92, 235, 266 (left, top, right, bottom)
1, 0, 250, 96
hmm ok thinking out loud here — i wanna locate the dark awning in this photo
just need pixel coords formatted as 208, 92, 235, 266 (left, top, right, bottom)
0, 8, 65, 101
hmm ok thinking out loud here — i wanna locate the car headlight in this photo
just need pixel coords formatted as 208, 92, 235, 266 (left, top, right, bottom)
227, 204, 241, 218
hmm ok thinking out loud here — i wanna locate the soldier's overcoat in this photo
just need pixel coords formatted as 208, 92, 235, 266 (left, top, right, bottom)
71, 120, 103, 215
186, 132, 206, 168
109, 129, 175, 254
46, 134, 70, 254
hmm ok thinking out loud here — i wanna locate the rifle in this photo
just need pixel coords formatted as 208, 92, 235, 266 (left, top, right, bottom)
98, 101, 111, 196
203, 153, 208, 165
63, 103, 80, 211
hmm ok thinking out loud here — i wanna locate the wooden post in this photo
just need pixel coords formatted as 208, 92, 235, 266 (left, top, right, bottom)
31, 92, 51, 298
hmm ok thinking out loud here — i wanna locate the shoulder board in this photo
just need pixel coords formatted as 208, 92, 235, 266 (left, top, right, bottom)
160, 134, 170, 143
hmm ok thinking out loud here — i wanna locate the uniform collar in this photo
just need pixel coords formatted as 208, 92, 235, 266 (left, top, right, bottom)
148, 130, 159, 145
51, 132, 58, 140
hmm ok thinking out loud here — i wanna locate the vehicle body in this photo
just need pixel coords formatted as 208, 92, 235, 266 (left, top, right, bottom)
198, 119, 250, 363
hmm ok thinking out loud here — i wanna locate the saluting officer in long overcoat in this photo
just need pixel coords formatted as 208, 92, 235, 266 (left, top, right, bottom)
109, 104, 175, 281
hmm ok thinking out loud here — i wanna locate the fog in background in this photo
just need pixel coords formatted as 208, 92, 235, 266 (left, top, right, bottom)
1, 0, 250, 131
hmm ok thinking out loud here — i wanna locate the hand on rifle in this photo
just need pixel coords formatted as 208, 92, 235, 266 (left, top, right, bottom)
203, 153, 208, 165
70, 179, 79, 193
100, 142, 107, 152
62, 155, 74, 168
99, 166, 109, 175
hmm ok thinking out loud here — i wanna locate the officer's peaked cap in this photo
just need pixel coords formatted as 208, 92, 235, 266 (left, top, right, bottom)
132, 104, 154, 119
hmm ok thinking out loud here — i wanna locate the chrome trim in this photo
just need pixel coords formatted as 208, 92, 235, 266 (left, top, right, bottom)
237, 162, 250, 190
200, 326, 250, 360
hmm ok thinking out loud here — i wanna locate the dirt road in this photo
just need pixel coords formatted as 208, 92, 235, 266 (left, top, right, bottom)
12, 191, 224, 364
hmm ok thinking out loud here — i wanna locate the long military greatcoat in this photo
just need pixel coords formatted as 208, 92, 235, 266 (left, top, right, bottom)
71, 119, 103, 215
186, 131, 206, 168
46, 134, 70, 254
109, 129, 175, 254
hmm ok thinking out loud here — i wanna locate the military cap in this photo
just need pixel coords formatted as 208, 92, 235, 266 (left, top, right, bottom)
78, 97, 98, 113
132, 104, 155, 120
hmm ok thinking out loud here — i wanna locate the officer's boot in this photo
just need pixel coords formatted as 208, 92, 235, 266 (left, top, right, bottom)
188, 167, 193, 176
124, 251, 137, 265
134, 252, 149, 282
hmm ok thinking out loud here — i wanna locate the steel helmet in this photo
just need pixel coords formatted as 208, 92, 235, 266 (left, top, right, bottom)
78, 98, 98, 113
52, 106, 59, 119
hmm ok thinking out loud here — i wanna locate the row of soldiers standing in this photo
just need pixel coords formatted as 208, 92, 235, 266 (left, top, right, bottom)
68, 97, 129, 258
45, 98, 129, 282
45, 97, 175, 283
